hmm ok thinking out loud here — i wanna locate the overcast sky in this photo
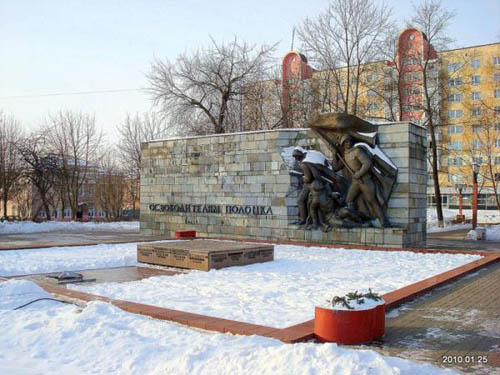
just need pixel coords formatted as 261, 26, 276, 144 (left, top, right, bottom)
1, 0, 498, 142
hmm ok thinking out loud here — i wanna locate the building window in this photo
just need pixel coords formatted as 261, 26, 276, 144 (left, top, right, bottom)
64, 209, 71, 217
448, 157, 463, 166
495, 89, 500, 99
448, 141, 463, 150
471, 107, 482, 117
367, 103, 379, 111
472, 125, 482, 133
89, 208, 95, 217
495, 73, 500, 82
471, 59, 480, 68
366, 73, 378, 82
471, 75, 481, 85
367, 89, 377, 97
448, 62, 460, 72
495, 106, 500, 116
402, 105, 420, 112
99, 210, 106, 218
473, 156, 483, 164
79, 186, 84, 196
404, 72, 421, 81
402, 88, 420, 96
472, 140, 482, 150
496, 140, 500, 148
448, 109, 463, 119
472, 91, 481, 100
402, 58, 419, 66
448, 77, 463, 87
494, 57, 500, 65
448, 124, 463, 134
495, 157, 500, 164
448, 93, 462, 102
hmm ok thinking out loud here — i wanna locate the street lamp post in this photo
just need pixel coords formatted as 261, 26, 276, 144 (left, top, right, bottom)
454, 183, 466, 223
472, 162, 480, 230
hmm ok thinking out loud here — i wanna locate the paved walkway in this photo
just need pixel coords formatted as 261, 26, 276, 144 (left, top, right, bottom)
0, 231, 170, 250
427, 229, 500, 252
365, 261, 500, 374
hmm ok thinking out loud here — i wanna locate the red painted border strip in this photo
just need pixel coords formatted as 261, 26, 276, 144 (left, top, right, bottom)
211, 236, 495, 256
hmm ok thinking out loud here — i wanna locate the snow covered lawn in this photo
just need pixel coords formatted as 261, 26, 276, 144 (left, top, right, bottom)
69, 245, 479, 327
0, 279, 457, 375
0, 220, 139, 234
0, 242, 147, 276
427, 208, 500, 232
1, 240, 475, 329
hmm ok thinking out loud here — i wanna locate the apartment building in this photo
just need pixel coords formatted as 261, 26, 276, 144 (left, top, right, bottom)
278, 28, 500, 209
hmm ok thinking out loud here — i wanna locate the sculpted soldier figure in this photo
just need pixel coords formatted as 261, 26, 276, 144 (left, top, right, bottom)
337, 135, 390, 228
292, 147, 309, 226
292, 147, 347, 228
289, 112, 397, 230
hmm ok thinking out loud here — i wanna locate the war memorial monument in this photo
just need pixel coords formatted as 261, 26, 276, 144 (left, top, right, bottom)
139, 113, 427, 253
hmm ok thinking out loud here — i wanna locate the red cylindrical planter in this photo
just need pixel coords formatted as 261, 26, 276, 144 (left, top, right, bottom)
314, 303, 385, 344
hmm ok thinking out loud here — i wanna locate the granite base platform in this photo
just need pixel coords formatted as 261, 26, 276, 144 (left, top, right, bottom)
137, 240, 274, 271
195, 226, 419, 248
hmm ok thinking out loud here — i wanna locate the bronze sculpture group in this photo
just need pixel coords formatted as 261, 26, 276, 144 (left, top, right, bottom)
291, 113, 397, 230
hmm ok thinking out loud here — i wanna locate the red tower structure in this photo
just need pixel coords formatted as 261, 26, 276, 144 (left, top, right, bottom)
281, 51, 314, 127
396, 28, 438, 122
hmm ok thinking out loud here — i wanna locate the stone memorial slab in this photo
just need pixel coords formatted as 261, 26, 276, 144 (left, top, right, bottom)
140, 114, 427, 247
137, 240, 274, 271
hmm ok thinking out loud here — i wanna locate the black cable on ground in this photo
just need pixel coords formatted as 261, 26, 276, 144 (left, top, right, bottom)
13, 297, 79, 310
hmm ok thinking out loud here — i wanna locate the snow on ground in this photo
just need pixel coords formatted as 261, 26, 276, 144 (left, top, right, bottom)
467, 224, 500, 241
427, 208, 500, 232
0, 242, 480, 327
0, 280, 457, 375
0, 242, 144, 276
486, 225, 500, 241
28, 242, 478, 328
0, 220, 139, 234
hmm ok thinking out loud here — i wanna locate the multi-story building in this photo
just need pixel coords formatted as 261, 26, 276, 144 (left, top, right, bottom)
277, 28, 500, 209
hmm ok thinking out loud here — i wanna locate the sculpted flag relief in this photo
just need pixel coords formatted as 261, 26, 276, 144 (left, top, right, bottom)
290, 113, 398, 230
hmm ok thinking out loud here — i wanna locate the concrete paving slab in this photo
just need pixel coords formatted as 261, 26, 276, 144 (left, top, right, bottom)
0, 231, 170, 250
362, 262, 500, 374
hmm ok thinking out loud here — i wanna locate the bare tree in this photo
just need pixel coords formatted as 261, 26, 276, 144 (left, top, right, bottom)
12, 177, 32, 220
282, 70, 317, 127
0, 111, 23, 218
240, 77, 283, 130
45, 111, 102, 220
95, 150, 125, 221
297, 0, 393, 115
405, 0, 456, 227
17, 132, 58, 220
147, 37, 277, 135
362, 25, 407, 122
116, 112, 170, 212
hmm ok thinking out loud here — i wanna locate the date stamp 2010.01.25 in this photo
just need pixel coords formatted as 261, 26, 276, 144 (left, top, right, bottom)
441, 355, 488, 365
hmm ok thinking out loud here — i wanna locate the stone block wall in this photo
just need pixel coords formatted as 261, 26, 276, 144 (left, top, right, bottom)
140, 122, 427, 247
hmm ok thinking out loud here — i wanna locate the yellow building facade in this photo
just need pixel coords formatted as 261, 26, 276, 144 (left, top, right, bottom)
279, 37, 500, 209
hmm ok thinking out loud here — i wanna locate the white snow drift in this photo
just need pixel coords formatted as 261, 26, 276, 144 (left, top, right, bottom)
0, 220, 139, 234
0, 279, 457, 375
